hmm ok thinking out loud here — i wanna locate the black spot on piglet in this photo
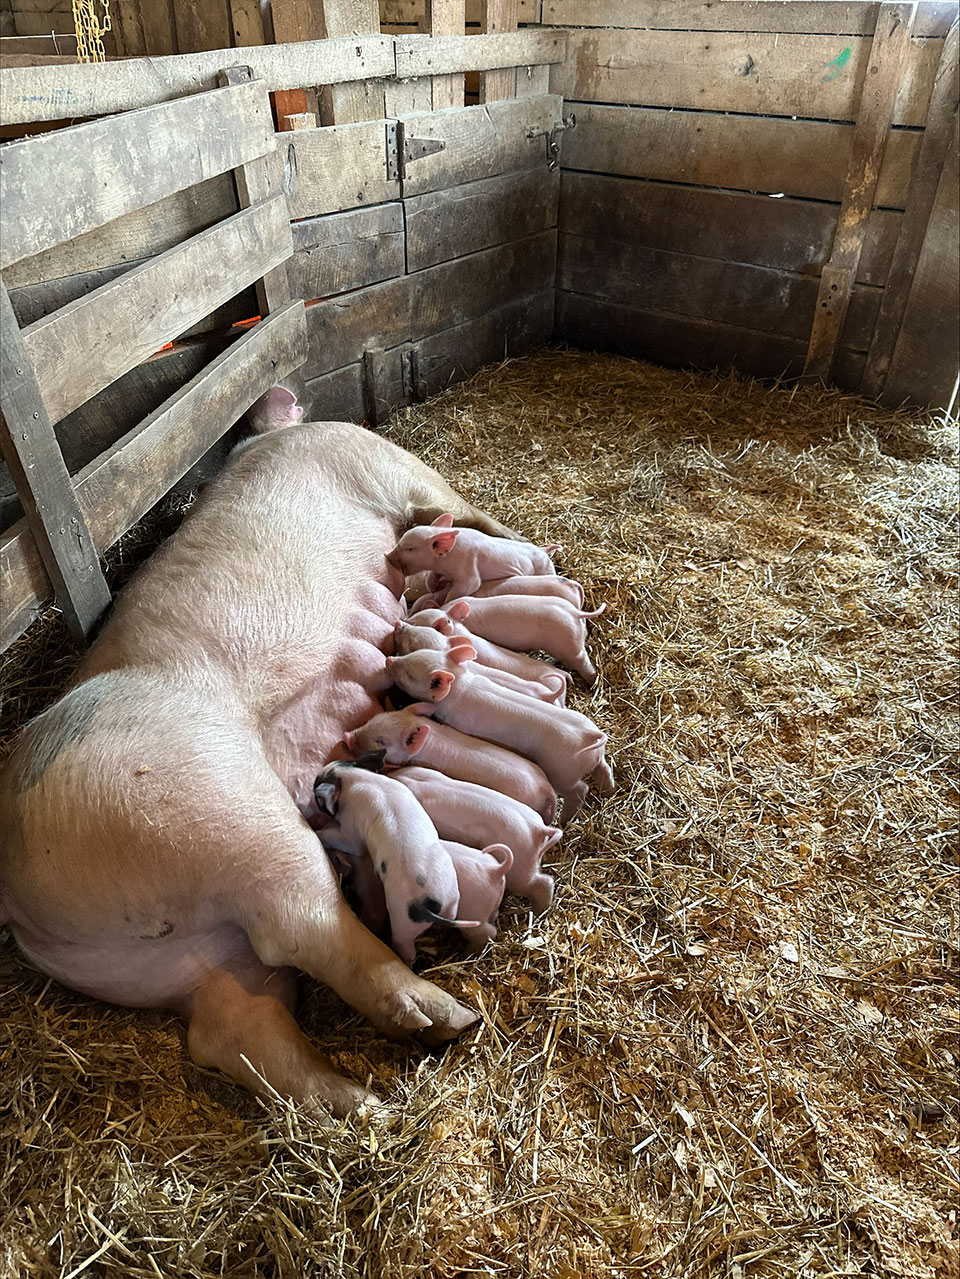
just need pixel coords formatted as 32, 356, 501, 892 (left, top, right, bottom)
407, 895, 442, 923
379, 860, 388, 877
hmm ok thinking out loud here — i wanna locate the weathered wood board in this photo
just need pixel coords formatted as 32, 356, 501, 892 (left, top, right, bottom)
551, 29, 938, 127
22, 196, 293, 425
398, 95, 562, 196
303, 230, 556, 377
395, 29, 566, 76
555, 290, 867, 386
559, 172, 899, 286
291, 203, 405, 300
560, 103, 918, 207
405, 167, 560, 271
1, 303, 307, 650
558, 234, 881, 349
541, 1, 956, 36
285, 120, 398, 218
382, 0, 539, 22
0, 35, 394, 123
0, 80, 273, 268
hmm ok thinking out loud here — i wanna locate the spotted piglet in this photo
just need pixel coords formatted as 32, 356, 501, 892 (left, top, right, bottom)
392, 766, 558, 910
313, 760, 477, 965
387, 513, 558, 599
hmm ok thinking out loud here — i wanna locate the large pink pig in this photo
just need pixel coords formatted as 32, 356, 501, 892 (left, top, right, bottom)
0, 389, 524, 1118
313, 762, 474, 965
387, 513, 558, 597
405, 607, 571, 699
433, 597, 604, 685
344, 707, 557, 822
442, 842, 513, 951
392, 766, 558, 910
393, 618, 565, 704
386, 644, 615, 821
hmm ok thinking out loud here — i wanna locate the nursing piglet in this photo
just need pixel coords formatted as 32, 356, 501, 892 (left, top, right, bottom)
392, 766, 557, 910
343, 708, 556, 823
313, 761, 475, 964
427, 573, 585, 608
385, 643, 615, 822
437, 598, 604, 685
405, 607, 570, 703
442, 842, 513, 951
387, 513, 557, 598
393, 619, 565, 705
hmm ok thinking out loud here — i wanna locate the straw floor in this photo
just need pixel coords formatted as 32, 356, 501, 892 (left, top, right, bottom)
1, 349, 957, 1279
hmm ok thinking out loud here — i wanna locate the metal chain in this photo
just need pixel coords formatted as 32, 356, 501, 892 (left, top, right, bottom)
73, 0, 112, 63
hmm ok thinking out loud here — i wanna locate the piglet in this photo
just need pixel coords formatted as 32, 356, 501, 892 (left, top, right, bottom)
385, 642, 615, 823
343, 708, 556, 823
387, 513, 558, 598
427, 572, 585, 608
393, 618, 565, 705
442, 841, 513, 952
392, 766, 558, 910
313, 760, 477, 965
435, 597, 604, 685
247, 384, 305, 434
405, 607, 570, 703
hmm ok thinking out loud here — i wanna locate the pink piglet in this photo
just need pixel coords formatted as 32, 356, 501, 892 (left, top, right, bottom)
442, 841, 513, 952
387, 513, 558, 598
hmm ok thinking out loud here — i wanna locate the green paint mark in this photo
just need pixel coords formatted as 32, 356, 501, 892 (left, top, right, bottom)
822, 47, 852, 82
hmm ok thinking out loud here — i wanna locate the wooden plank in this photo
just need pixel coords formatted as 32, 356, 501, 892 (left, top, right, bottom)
0, 34, 79, 55
516, 64, 551, 97
0, 285, 111, 641
881, 114, 959, 409
219, 66, 294, 316
398, 94, 562, 195
3, 174, 239, 290
551, 28, 937, 127
540, 1, 956, 37
396, 29, 566, 76
21, 196, 292, 425
0, 80, 274, 269
557, 234, 881, 349
559, 172, 900, 286
315, 0, 386, 123
172, 0, 231, 52
0, 35, 395, 123
303, 228, 556, 376
804, 3, 916, 380
561, 103, 919, 206
428, 0, 467, 110
480, 0, 518, 102
405, 167, 559, 270
862, 17, 959, 396
230, 0, 266, 47
284, 119, 398, 217
302, 360, 367, 423
291, 202, 405, 298
555, 289, 868, 385
1, 302, 308, 651
382, 0, 539, 21
9, 265, 257, 335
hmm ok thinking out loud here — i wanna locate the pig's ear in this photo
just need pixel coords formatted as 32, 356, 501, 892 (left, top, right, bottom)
431, 531, 459, 556
448, 639, 476, 665
404, 723, 431, 754
432, 617, 455, 636
428, 670, 455, 698
353, 749, 387, 772
408, 701, 436, 716
446, 600, 470, 621
313, 775, 341, 817
431, 513, 454, 528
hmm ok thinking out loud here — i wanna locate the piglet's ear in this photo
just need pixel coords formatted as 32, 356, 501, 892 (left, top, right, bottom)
313, 776, 341, 817
432, 617, 455, 635
448, 639, 477, 665
432, 513, 454, 528
408, 702, 436, 716
429, 670, 455, 699
353, 749, 386, 772
446, 600, 471, 621
431, 531, 459, 556
405, 723, 431, 753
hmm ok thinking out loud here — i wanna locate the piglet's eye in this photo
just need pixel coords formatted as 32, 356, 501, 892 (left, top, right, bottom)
375, 737, 385, 747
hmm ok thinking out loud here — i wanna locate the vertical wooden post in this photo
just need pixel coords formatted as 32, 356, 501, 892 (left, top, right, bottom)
428, 0, 466, 110
803, 2, 916, 382
0, 285, 111, 640
270, 0, 314, 124
480, 0, 518, 102
861, 18, 959, 400
230, 0, 266, 48
315, 0, 386, 123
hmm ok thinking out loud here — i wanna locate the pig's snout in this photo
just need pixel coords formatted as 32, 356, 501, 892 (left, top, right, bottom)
385, 549, 402, 570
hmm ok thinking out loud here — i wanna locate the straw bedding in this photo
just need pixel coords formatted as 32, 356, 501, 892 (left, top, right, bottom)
1, 349, 957, 1279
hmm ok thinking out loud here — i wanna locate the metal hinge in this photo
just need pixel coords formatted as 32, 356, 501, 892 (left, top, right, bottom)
386, 120, 446, 182
527, 113, 576, 171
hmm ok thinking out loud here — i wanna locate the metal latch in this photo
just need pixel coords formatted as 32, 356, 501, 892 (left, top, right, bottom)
527, 113, 576, 172
387, 121, 446, 181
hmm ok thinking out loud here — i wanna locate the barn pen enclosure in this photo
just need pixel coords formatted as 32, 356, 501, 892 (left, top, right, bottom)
0, 1, 958, 1276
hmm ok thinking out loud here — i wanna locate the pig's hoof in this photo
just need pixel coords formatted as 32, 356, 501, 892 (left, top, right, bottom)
375, 982, 478, 1044
302, 1075, 379, 1121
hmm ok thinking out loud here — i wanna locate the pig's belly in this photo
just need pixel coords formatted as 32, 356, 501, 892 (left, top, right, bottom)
261, 579, 405, 811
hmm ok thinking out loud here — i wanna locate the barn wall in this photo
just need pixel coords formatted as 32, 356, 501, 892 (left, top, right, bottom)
544, 1, 959, 408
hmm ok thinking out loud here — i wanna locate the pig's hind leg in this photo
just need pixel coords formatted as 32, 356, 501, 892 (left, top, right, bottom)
178, 945, 375, 1118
